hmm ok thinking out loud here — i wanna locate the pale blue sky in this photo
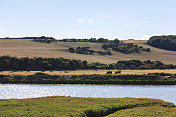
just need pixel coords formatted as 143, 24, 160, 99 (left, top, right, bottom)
0, 0, 176, 40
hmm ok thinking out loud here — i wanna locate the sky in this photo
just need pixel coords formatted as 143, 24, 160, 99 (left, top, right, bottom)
0, 0, 176, 40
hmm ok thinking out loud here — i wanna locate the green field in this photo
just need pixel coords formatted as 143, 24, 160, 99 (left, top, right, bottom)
0, 39, 176, 64
0, 96, 175, 117
107, 106, 176, 117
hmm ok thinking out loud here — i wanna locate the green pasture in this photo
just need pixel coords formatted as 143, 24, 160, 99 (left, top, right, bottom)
0, 96, 175, 117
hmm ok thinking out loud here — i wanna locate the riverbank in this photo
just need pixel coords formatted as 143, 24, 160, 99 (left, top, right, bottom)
0, 69, 176, 76
0, 74, 176, 85
0, 96, 175, 117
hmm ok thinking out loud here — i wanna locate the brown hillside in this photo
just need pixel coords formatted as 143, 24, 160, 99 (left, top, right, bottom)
121, 40, 147, 44
0, 39, 175, 64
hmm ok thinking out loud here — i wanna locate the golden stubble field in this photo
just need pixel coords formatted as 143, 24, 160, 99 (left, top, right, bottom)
0, 39, 176, 64
0, 69, 176, 76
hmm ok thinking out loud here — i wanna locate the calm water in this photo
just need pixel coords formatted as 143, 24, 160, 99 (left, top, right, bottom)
0, 84, 176, 104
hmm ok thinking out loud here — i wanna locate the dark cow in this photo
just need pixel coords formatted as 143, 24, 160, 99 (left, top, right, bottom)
106, 71, 112, 74
115, 70, 121, 74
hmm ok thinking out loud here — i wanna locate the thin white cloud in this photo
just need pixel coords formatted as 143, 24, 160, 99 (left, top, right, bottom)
125, 21, 151, 27
125, 23, 131, 26
0, 26, 4, 31
104, 15, 113, 18
76, 18, 93, 23
136, 21, 150, 24
87, 19, 93, 22
77, 18, 84, 23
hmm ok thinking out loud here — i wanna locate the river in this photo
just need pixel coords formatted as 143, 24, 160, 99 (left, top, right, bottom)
0, 84, 176, 104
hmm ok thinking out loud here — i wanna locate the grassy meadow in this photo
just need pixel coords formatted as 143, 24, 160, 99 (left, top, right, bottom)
0, 96, 175, 117
0, 69, 175, 76
0, 39, 176, 64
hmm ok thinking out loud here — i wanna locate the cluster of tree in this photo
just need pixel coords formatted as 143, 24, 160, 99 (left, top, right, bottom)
58, 38, 150, 54
59, 38, 151, 54
69, 47, 112, 55
115, 60, 175, 70
89, 60, 176, 70
102, 41, 150, 54
0, 36, 55, 40
69, 47, 93, 55
0, 56, 88, 71
32, 38, 56, 44
148, 35, 176, 51
96, 51, 112, 55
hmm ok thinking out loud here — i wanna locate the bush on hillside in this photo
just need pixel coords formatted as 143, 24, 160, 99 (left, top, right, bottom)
147, 35, 176, 51
68, 47, 112, 56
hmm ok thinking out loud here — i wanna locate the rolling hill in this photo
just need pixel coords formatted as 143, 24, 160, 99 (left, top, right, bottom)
0, 39, 176, 65
147, 35, 176, 51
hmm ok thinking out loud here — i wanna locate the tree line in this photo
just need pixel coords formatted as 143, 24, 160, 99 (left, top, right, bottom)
148, 35, 176, 51
32, 38, 114, 44
59, 38, 111, 43
0, 56, 175, 71
0, 36, 55, 40
32, 38, 56, 44
89, 60, 176, 70
0, 56, 88, 71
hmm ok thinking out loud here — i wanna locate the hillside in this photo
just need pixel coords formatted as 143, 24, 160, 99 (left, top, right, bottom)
0, 39, 176, 64
147, 35, 176, 51
121, 40, 147, 44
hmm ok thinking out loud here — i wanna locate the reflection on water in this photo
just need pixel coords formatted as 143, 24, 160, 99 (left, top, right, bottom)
0, 84, 176, 104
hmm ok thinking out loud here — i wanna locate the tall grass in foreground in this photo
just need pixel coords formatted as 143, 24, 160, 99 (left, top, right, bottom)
0, 96, 175, 117
107, 106, 176, 117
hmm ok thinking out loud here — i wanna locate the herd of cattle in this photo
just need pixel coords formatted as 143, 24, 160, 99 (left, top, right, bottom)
106, 70, 121, 74
4, 70, 122, 75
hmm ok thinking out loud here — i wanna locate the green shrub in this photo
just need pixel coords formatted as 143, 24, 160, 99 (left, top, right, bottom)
147, 72, 173, 76
148, 35, 176, 51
